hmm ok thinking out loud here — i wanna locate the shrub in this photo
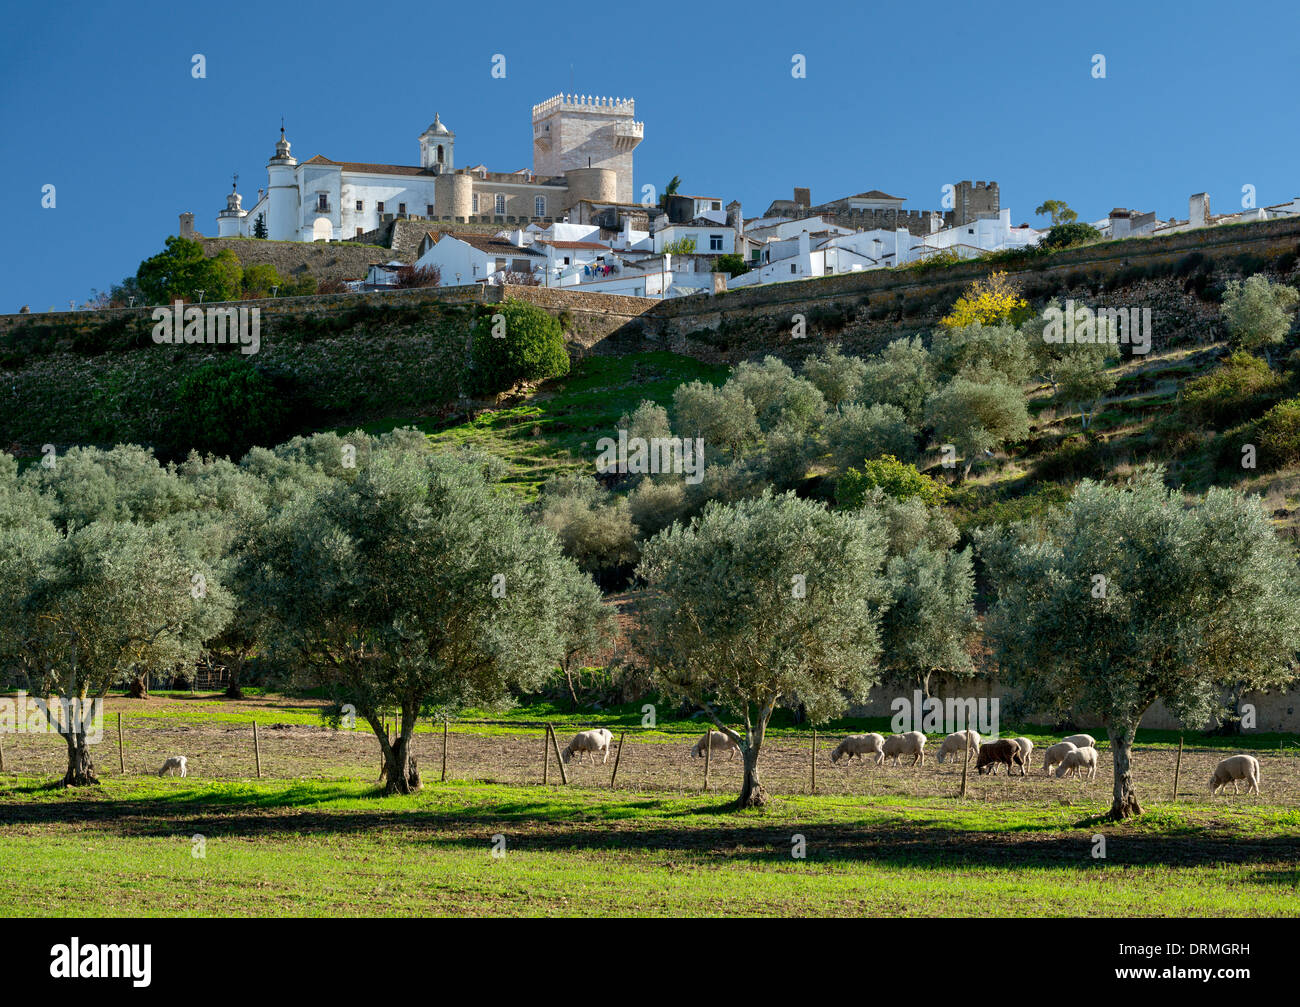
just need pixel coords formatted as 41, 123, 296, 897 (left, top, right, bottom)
714, 254, 750, 278
1182, 352, 1286, 428
1038, 222, 1102, 251
1256, 397, 1300, 470
826, 402, 918, 471
468, 299, 569, 395
170, 356, 292, 460
939, 271, 1032, 329
837, 454, 947, 509
1221, 275, 1299, 352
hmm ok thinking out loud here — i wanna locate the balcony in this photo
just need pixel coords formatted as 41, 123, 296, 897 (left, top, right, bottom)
312, 202, 333, 215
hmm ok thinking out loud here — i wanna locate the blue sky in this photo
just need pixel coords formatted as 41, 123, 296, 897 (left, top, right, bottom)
3, 0, 1298, 312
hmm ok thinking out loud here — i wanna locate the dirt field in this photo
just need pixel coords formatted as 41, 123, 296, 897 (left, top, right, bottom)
4, 694, 1297, 808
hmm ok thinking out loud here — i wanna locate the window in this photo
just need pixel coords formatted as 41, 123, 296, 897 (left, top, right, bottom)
377, 201, 385, 213
398, 203, 406, 214
472, 193, 479, 213
709, 234, 724, 251
712, 201, 721, 211
494, 194, 506, 215
426, 204, 434, 216
317, 193, 328, 210
356, 227, 363, 237
790, 264, 797, 274
355, 199, 364, 212
535, 196, 546, 217
436, 144, 444, 164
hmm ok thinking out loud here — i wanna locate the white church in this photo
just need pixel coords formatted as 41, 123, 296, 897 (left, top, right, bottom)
212, 95, 645, 242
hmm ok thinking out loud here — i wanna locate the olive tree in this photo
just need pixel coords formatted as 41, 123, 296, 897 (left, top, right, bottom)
976, 467, 1300, 819
245, 441, 583, 794
924, 376, 1030, 477
637, 491, 888, 807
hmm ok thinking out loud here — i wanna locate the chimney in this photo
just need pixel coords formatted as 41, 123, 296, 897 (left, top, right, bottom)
797, 229, 810, 257
1189, 192, 1209, 227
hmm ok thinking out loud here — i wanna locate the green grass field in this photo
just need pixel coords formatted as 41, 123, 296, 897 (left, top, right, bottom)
1, 775, 1297, 917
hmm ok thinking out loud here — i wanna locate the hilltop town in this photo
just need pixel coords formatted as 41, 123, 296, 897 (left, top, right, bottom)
180, 92, 1300, 301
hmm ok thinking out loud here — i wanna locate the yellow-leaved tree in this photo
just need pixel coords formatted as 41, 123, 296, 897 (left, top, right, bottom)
939, 271, 1031, 329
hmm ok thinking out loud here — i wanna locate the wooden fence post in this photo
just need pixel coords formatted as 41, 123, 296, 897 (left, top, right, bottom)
811, 729, 817, 794
117, 712, 125, 774
960, 740, 970, 799
609, 732, 626, 789
1172, 736, 1183, 800
547, 723, 568, 785
0, 732, 5, 772
704, 731, 711, 793
441, 718, 448, 783
253, 720, 262, 779
542, 726, 550, 785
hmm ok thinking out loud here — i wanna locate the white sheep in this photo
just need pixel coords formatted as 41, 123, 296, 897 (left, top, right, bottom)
1042, 741, 1078, 775
691, 730, 739, 760
937, 730, 981, 765
1062, 733, 1096, 750
1210, 754, 1261, 796
1011, 737, 1034, 776
882, 731, 927, 767
157, 756, 187, 778
561, 728, 614, 765
830, 733, 885, 765
1054, 746, 1099, 781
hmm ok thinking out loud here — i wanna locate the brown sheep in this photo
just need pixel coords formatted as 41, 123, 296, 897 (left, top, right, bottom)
975, 739, 1025, 776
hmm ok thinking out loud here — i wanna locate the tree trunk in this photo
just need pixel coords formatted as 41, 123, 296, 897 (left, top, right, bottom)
374, 706, 422, 796
63, 729, 99, 787
224, 659, 245, 700
1106, 722, 1142, 819
127, 674, 148, 699
736, 710, 771, 809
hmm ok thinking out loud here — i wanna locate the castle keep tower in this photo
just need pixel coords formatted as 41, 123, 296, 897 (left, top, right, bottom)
532, 94, 643, 204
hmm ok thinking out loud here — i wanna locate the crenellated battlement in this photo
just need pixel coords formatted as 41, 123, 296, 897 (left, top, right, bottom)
532, 94, 636, 119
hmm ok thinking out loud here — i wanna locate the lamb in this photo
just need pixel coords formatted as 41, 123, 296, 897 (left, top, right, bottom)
691, 730, 739, 760
830, 733, 885, 765
1011, 737, 1034, 775
976, 739, 1025, 776
1042, 741, 1078, 775
1054, 746, 1099, 781
157, 756, 187, 778
1210, 754, 1261, 796
1062, 733, 1096, 750
882, 731, 926, 767
937, 730, 981, 765
561, 728, 614, 765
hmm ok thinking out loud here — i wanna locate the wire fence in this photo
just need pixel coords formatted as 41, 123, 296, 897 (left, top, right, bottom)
2, 712, 1295, 804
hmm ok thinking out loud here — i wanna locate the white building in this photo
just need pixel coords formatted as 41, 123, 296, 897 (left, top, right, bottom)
411, 232, 546, 286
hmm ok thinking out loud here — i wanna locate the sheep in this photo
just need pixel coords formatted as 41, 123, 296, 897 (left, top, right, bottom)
1062, 733, 1096, 750
691, 730, 739, 760
1055, 746, 1099, 781
830, 733, 885, 765
976, 739, 1025, 776
1210, 754, 1261, 796
937, 730, 981, 765
882, 731, 926, 767
1011, 737, 1034, 776
1042, 741, 1078, 775
157, 756, 187, 778
561, 728, 614, 765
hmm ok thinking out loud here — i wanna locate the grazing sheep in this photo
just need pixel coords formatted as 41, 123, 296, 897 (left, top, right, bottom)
157, 756, 187, 778
1042, 741, 1079, 775
691, 730, 739, 760
1055, 746, 1099, 781
1011, 738, 1034, 776
882, 731, 927, 767
976, 739, 1025, 776
561, 728, 614, 765
1210, 754, 1261, 796
830, 733, 885, 765
937, 730, 981, 765
1062, 734, 1096, 750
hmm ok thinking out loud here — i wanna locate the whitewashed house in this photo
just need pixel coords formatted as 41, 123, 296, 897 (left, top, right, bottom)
412, 232, 546, 285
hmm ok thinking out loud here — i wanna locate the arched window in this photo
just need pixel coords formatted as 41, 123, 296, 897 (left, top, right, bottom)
437, 145, 444, 164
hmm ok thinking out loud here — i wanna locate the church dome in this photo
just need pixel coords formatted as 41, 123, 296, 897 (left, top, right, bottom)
423, 113, 452, 136
274, 127, 292, 159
